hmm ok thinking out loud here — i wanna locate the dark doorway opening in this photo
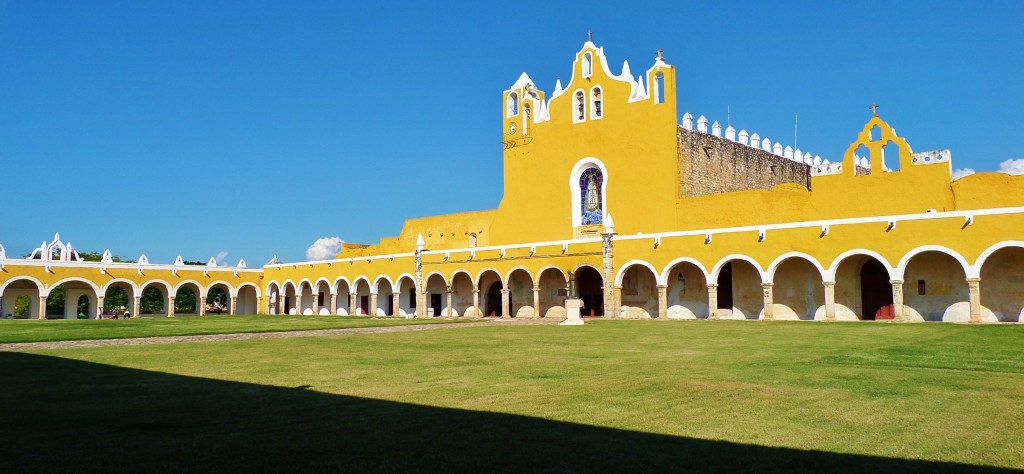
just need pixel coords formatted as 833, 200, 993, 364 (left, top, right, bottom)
360, 296, 370, 316
860, 259, 894, 320
575, 266, 604, 317
485, 282, 502, 317
430, 294, 443, 317
386, 294, 394, 315
717, 262, 734, 309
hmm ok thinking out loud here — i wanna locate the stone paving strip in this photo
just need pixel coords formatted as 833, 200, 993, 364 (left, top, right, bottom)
0, 318, 563, 352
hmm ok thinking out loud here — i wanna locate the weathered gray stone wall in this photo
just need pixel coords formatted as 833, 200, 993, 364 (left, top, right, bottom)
678, 127, 811, 197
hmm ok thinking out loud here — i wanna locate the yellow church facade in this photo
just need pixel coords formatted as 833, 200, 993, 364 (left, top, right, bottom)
3, 41, 1024, 323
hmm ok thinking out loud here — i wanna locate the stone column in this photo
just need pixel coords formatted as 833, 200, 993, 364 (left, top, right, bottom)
823, 280, 836, 321
277, 294, 285, 315
199, 296, 207, 316
310, 294, 320, 316
369, 292, 378, 318
967, 277, 982, 324
229, 296, 237, 315
133, 296, 141, 319
330, 293, 338, 316
256, 296, 264, 315
707, 283, 719, 320
349, 292, 358, 316
612, 285, 623, 318
501, 288, 510, 318
657, 284, 668, 319
532, 287, 541, 318
391, 292, 400, 317
168, 296, 175, 317
38, 295, 46, 320
97, 295, 106, 319
445, 287, 453, 318
761, 283, 774, 321
890, 279, 905, 321
472, 288, 480, 319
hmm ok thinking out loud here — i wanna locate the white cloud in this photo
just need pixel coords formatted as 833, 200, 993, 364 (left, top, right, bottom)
952, 168, 975, 180
306, 237, 344, 261
998, 158, 1024, 175
215, 250, 229, 265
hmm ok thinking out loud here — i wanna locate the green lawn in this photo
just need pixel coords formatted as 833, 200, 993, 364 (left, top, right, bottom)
0, 314, 461, 343
1, 321, 1022, 472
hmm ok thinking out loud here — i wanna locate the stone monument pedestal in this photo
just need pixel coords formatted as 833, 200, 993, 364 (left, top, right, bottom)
560, 298, 584, 326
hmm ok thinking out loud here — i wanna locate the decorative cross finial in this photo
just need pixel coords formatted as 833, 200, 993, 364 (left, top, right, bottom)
869, 102, 880, 116
656, 48, 664, 59
587, 30, 593, 42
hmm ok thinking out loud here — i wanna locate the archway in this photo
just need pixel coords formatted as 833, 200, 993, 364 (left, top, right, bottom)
903, 251, 969, 322
507, 268, 534, 318
334, 279, 351, 315
979, 246, 1024, 322
46, 279, 98, 319
282, 282, 297, 315
207, 283, 231, 315
375, 278, 394, 317
104, 282, 137, 318
174, 283, 201, 315
354, 279, 372, 316
425, 273, 447, 317
2, 278, 42, 319
395, 276, 416, 317
664, 261, 708, 319
478, 270, 503, 317
139, 282, 170, 317
714, 260, 761, 320
618, 263, 658, 318
298, 281, 315, 315
314, 280, 332, 315
574, 265, 603, 317
450, 272, 475, 317
831, 254, 893, 321
236, 284, 259, 315
266, 282, 281, 315
537, 267, 568, 319
771, 257, 823, 320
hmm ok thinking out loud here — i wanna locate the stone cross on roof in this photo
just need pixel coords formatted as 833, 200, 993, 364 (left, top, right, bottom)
587, 30, 593, 42
870, 103, 880, 116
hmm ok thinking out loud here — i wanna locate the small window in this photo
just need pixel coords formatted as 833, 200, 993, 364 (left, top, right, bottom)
918, 280, 926, 295
574, 91, 586, 122
582, 53, 592, 77
654, 72, 665, 104
591, 87, 602, 119
507, 92, 519, 117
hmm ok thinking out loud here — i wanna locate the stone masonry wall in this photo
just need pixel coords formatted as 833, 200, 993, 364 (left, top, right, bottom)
678, 127, 811, 197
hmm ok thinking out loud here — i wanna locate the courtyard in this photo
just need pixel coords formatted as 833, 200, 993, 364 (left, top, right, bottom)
1, 318, 1021, 472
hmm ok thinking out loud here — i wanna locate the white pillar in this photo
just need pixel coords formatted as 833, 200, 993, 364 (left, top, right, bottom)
532, 287, 540, 318
761, 283, 774, 321
168, 296, 175, 317
330, 293, 338, 316
133, 296, 141, 319
657, 284, 668, 319
349, 292, 358, 316
472, 289, 480, 319
230, 296, 237, 315
445, 288, 453, 318
967, 277, 981, 324
38, 296, 46, 320
890, 279, 905, 321
501, 288, 510, 318
97, 295, 106, 319
369, 292, 378, 317
707, 284, 718, 319
823, 280, 836, 321
199, 296, 207, 316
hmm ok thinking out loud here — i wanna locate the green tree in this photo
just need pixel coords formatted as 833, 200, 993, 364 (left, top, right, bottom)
140, 287, 165, 314
103, 286, 130, 313
175, 288, 197, 312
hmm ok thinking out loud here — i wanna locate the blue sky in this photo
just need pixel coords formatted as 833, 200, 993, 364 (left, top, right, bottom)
2, 1, 1022, 264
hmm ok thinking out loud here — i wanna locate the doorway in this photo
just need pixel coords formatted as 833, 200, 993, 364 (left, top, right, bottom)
860, 259, 893, 320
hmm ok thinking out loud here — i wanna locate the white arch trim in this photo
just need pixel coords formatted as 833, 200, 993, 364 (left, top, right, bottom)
504, 266, 535, 287
569, 157, 609, 228
207, 280, 236, 297
974, 241, 1024, 273
395, 273, 416, 288
265, 280, 281, 298
615, 260, 663, 286
297, 278, 314, 292
709, 254, 767, 283
140, 279, 173, 295
536, 265, 568, 281
281, 279, 297, 292
373, 274, 395, 293
351, 276, 372, 291
235, 282, 262, 298
895, 245, 973, 279
172, 280, 206, 298
0, 275, 45, 294
475, 268, 503, 286
766, 252, 827, 282
333, 277, 352, 292
101, 279, 141, 296
660, 257, 711, 285
46, 277, 101, 297
825, 249, 897, 281
313, 277, 332, 291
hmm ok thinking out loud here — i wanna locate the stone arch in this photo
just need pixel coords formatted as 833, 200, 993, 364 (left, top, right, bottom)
902, 249, 971, 322
977, 242, 1024, 322
569, 157, 609, 228
395, 274, 416, 317
173, 280, 203, 315
281, 281, 298, 315
140, 279, 173, 316
826, 249, 896, 282
313, 279, 332, 315
768, 255, 825, 321
353, 277, 372, 316
333, 278, 351, 315
47, 277, 100, 319
207, 280, 234, 314
663, 259, 709, 319
374, 277, 394, 316
235, 283, 260, 315
710, 256, 763, 320
506, 267, 534, 318
450, 271, 475, 317
265, 281, 281, 314
974, 240, 1024, 274
0, 276, 43, 319
425, 272, 448, 317
477, 268, 504, 317
896, 245, 971, 280
572, 264, 604, 317
616, 261, 659, 319
537, 266, 568, 319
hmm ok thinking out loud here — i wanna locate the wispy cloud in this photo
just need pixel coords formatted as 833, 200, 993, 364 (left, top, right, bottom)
998, 158, 1024, 175
952, 168, 975, 180
215, 250, 229, 265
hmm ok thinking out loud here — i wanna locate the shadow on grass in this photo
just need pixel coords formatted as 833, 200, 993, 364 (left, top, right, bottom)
0, 352, 1015, 473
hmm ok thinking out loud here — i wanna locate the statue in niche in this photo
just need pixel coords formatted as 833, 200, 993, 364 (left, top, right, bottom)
580, 167, 603, 225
